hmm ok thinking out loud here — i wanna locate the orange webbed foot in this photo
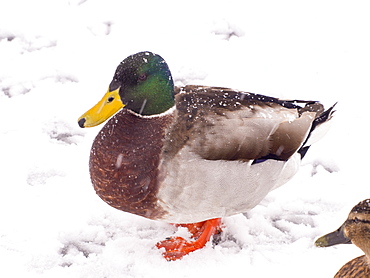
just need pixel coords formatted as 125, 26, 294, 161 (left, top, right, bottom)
156, 218, 222, 261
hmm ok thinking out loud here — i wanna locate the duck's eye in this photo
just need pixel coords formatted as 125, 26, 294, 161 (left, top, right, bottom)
138, 73, 147, 81
354, 217, 360, 223
107, 96, 114, 103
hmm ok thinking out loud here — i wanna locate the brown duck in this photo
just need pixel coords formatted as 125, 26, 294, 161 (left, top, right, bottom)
316, 199, 370, 277
78, 51, 335, 260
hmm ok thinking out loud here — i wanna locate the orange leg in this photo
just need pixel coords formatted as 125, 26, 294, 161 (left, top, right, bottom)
156, 218, 222, 261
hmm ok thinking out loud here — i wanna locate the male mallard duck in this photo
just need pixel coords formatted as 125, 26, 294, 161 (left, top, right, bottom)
315, 199, 370, 277
78, 51, 335, 260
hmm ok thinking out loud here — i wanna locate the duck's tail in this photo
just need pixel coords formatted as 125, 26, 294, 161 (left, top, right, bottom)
298, 102, 337, 159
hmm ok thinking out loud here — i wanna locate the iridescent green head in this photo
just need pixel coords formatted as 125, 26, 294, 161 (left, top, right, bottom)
110, 51, 175, 115
78, 51, 175, 128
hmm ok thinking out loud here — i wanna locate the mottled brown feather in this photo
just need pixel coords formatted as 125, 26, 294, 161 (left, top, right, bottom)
334, 255, 370, 278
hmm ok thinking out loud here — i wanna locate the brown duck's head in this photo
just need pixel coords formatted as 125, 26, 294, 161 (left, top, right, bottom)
78, 51, 175, 128
315, 199, 370, 256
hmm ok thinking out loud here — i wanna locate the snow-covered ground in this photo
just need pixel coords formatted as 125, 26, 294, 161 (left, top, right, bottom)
1, 0, 369, 277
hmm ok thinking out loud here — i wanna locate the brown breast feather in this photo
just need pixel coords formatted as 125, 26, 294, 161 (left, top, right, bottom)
89, 109, 173, 220
334, 255, 370, 278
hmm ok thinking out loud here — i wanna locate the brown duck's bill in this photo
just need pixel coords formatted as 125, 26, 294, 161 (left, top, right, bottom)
315, 224, 352, 247
78, 88, 124, 128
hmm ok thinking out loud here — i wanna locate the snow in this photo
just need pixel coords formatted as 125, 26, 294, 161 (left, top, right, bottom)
1, 0, 370, 277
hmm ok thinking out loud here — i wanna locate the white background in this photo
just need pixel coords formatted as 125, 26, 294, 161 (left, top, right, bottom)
1, 0, 369, 277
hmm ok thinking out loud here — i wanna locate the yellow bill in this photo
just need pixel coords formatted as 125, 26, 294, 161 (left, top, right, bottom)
78, 88, 124, 128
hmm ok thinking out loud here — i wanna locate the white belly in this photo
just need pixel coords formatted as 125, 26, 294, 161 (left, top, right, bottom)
156, 147, 301, 223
